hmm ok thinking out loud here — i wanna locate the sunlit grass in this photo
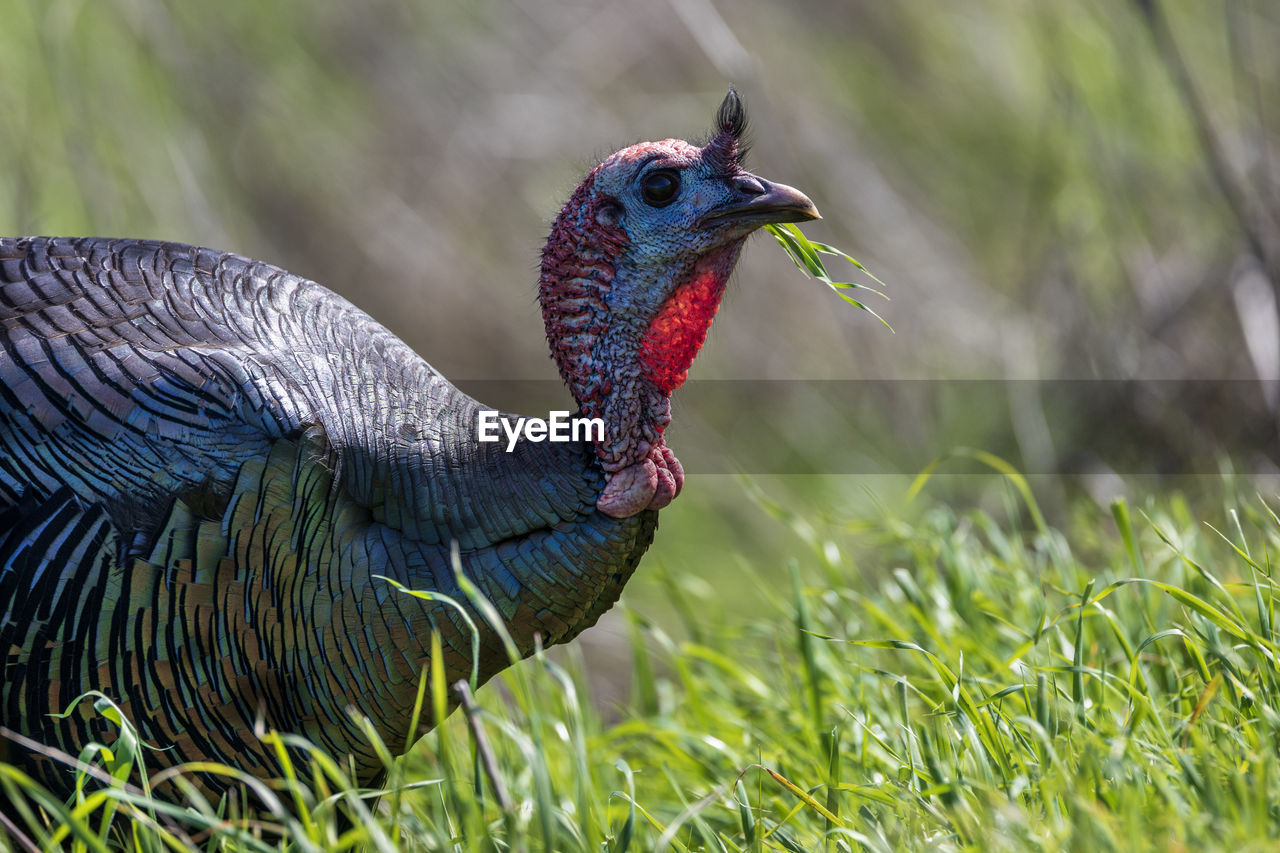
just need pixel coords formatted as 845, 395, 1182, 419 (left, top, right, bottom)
5, 477, 1280, 850
763, 223, 891, 330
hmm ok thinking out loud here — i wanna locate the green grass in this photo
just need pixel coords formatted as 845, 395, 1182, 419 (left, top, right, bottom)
6, 476, 1280, 851
762, 223, 892, 330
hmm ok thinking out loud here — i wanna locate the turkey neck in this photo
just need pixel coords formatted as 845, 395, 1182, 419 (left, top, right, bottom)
540, 183, 745, 478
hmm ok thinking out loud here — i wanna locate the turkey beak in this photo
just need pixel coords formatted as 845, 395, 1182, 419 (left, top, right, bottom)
701, 175, 821, 228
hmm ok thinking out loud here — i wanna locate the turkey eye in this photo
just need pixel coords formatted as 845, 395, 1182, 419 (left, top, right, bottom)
640, 170, 680, 207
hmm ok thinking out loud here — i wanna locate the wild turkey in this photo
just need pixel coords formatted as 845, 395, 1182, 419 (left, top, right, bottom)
0, 91, 818, 797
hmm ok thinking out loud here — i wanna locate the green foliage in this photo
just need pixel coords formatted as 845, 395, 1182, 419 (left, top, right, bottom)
763, 223, 891, 329
7, 480, 1280, 850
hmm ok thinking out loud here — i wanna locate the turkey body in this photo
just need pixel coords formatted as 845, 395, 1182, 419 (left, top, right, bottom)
0, 89, 820, 803
0, 237, 655, 791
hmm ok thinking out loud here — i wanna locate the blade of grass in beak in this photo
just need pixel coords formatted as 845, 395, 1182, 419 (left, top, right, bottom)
764, 223, 894, 331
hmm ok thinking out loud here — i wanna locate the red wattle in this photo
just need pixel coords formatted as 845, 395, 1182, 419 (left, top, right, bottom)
639, 257, 733, 395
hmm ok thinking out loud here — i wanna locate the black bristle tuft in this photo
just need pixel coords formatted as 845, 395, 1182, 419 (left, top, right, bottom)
705, 86, 751, 172
716, 86, 748, 139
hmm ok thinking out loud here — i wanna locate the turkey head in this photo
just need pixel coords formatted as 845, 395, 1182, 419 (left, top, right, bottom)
539, 89, 820, 518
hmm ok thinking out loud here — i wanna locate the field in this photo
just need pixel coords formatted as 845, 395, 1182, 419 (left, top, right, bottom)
2, 0, 1279, 849
4, 471, 1280, 851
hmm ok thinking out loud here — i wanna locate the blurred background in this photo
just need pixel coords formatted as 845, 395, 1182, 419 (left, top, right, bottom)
3, 0, 1279, 624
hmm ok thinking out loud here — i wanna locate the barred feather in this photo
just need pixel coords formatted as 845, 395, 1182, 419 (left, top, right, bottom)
0, 237, 656, 795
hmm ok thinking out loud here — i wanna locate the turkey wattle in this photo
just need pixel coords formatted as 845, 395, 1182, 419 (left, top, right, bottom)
0, 90, 818, 794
